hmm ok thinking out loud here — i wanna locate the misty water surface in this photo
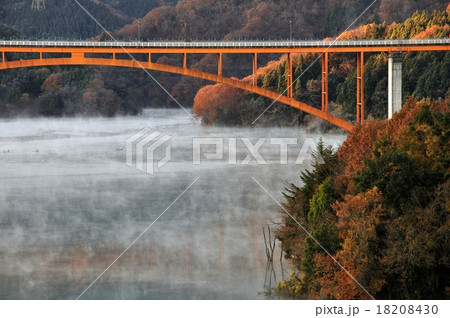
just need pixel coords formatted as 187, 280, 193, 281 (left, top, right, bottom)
0, 109, 346, 299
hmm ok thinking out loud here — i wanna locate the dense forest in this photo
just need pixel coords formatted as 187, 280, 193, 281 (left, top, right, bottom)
115, 0, 447, 40
193, 8, 450, 127
0, 0, 178, 39
275, 97, 449, 299
0, 0, 448, 118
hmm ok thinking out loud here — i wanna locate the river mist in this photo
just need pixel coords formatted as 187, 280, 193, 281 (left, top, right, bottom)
0, 109, 346, 299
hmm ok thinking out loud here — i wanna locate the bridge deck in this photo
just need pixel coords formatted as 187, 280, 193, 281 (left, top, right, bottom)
0, 39, 449, 49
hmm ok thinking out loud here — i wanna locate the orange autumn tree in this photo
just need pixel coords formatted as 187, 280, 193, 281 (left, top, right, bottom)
192, 83, 245, 125
314, 187, 386, 300
385, 98, 450, 172
338, 120, 386, 191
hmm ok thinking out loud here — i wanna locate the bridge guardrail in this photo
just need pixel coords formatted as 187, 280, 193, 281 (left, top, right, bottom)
0, 39, 449, 48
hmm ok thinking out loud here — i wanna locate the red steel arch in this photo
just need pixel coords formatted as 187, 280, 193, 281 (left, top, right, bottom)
2, 39, 448, 132
0, 57, 354, 131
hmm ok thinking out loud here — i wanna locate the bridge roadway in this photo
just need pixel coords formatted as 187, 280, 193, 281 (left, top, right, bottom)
0, 38, 449, 51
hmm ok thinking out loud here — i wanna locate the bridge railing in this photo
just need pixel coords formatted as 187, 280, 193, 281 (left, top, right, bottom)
0, 39, 449, 48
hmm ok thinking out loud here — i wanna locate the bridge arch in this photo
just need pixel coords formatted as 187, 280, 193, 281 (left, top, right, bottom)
2, 39, 450, 132
0, 57, 354, 131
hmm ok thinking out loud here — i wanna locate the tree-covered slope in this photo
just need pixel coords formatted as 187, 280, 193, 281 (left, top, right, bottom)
276, 97, 450, 299
0, 0, 178, 39
192, 7, 450, 127
115, 0, 448, 41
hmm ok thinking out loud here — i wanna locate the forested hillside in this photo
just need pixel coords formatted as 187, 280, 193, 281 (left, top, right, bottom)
1, 0, 446, 41
276, 97, 449, 299
0, 0, 448, 118
115, 0, 448, 41
0, 23, 23, 39
193, 7, 450, 127
0, 22, 145, 117
0, 0, 177, 39
0, 0, 178, 117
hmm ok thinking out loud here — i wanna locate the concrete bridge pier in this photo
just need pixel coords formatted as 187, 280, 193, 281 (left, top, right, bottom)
388, 52, 403, 119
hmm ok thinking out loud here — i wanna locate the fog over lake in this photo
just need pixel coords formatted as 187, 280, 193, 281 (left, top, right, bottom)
0, 109, 346, 299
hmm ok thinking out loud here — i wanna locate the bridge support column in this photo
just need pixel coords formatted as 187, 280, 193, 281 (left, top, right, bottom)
321, 52, 329, 112
356, 51, 364, 124
218, 53, 223, 76
183, 53, 187, 69
1, 52, 4, 63
286, 53, 293, 98
388, 52, 403, 119
252, 53, 258, 85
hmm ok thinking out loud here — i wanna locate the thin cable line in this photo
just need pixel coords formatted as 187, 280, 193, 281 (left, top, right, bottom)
72, 0, 199, 124
76, 177, 200, 300
251, 0, 378, 124
251, 177, 376, 300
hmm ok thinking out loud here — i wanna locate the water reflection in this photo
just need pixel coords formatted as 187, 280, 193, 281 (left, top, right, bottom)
0, 109, 346, 299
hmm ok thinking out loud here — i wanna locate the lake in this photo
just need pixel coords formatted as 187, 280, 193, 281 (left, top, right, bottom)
0, 109, 346, 299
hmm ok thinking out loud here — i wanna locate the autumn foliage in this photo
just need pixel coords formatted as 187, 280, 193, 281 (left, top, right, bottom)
276, 98, 450, 299
192, 83, 245, 125
191, 7, 449, 127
